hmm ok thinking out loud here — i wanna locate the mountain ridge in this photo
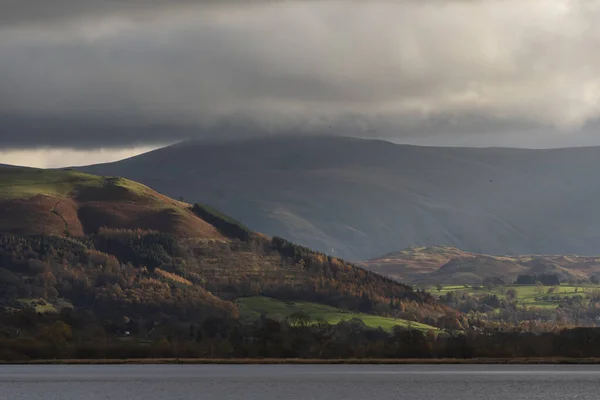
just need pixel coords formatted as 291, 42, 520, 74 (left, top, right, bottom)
78, 135, 600, 260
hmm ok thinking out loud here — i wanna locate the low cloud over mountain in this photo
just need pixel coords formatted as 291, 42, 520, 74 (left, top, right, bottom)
2, 0, 600, 152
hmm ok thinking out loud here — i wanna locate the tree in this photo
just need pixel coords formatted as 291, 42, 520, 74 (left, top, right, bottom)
45, 321, 72, 345
536, 282, 544, 295
516, 275, 535, 285
505, 288, 518, 302
483, 277, 505, 290
286, 311, 311, 328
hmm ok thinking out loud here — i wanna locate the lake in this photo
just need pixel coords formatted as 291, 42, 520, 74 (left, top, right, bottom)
1, 364, 600, 399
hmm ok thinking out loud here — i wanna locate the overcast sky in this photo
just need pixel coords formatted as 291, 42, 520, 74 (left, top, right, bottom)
2, 0, 600, 167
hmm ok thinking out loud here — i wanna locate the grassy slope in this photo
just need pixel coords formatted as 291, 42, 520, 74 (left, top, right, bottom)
0, 166, 222, 238
0, 167, 157, 201
236, 296, 437, 331
15, 298, 73, 314
0, 168, 105, 199
427, 284, 600, 309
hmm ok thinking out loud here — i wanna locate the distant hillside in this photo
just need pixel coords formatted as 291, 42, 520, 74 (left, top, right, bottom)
79, 135, 600, 260
363, 246, 600, 284
0, 165, 453, 331
362, 246, 478, 282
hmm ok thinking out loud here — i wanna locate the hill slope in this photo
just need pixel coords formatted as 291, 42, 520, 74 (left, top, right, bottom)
0, 167, 222, 239
363, 246, 600, 284
0, 165, 452, 331
79, 135, 600, 260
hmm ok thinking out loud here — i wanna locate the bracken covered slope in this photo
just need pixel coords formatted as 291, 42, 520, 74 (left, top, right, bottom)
0, 165, 455, 330
0, 166, 222, 239
363, 246, 600, 284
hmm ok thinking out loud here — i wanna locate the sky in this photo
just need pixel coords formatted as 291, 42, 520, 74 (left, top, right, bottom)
2, 0, 600, 167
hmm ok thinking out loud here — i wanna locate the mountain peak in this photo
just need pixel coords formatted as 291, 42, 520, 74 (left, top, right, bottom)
78, 136, 600, 260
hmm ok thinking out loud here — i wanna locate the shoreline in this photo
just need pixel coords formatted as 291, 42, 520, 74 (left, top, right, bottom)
5, 357, 600, 365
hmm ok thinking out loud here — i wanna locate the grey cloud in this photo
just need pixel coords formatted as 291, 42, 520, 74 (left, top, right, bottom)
1, 0, 600, 149
0, 0, 257, 27
0, 0, 481, 27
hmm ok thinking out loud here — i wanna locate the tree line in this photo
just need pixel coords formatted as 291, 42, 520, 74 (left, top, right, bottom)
0, 230, 457, 332
2, 307, 600, 361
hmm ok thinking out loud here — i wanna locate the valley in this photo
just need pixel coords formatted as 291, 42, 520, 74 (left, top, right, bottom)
428, 284, 599, 310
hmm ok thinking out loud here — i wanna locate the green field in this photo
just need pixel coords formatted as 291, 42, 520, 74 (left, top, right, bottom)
16, 298, 73, 314
236, 296, 437, 331
0, 168, 102, 199
426, 284, 600, 309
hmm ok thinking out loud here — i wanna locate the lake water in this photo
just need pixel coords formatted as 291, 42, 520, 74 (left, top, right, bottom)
1, 364, 600, 400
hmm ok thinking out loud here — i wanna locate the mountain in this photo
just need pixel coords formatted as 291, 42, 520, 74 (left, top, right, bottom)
0, 165, 451, 331
79, 135, 600, 260
363, 246, 600, 284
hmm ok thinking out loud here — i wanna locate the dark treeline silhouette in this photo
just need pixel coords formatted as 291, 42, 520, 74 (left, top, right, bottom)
1, 308, 600, 361
482, 277, 505, 287
515, 274, 560, 286
192, 203, 251, 241
94, 228, 184, 268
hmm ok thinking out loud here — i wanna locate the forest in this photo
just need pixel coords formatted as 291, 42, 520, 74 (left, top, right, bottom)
5, 230, 600, 361
3, 190, 600, 361
0, 228, 460, 338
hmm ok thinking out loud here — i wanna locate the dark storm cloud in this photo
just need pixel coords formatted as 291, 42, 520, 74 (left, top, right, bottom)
0, 0, 480, 26
0, 114, 311, 149
0, 0, 254, 27
1, 0, 600, 149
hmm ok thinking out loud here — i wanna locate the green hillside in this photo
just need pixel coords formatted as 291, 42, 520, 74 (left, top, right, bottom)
237, 297, 437, 332
0, 168, 105, 200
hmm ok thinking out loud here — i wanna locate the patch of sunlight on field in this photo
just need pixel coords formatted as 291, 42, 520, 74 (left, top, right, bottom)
0, 168, 105, 200
425, 284, 600, 310
0, 167, 158, 202
236, 296, 437, 332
